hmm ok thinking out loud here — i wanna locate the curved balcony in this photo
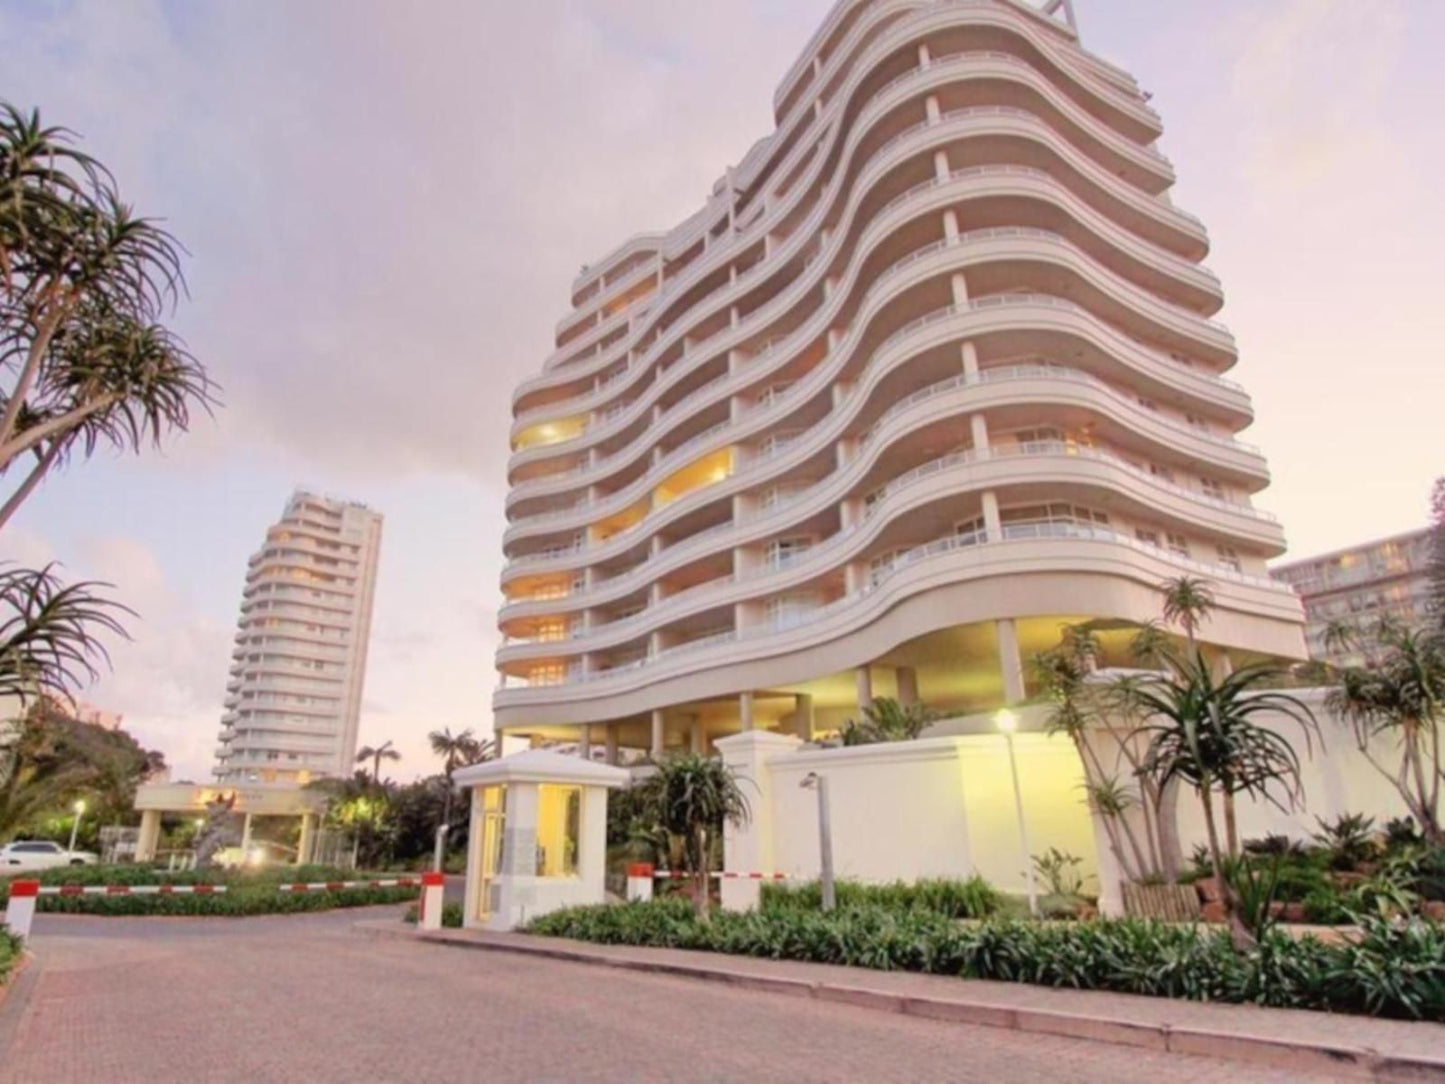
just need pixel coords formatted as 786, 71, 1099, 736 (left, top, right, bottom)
521, 26, 1208, 406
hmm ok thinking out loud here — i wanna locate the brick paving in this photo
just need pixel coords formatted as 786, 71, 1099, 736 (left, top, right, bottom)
1, 907, 1350, 1083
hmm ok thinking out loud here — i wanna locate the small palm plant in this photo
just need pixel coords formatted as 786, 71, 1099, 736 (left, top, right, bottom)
838, 697, 938, 745
1160, 576, 1216, 650
641, 753, 750, 918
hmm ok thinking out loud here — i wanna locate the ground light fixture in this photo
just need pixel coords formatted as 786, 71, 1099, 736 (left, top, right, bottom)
68, 798, 86, 853
995, 709, 1040, 917
799, 771, 836, 911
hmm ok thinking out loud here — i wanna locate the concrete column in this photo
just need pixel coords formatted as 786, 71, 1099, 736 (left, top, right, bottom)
297, 813, 315, 865
996, 618, 1026, 704
971, 412, 990, 452
961, 340, 980, 380
896, 666, 919, 705
855, 665, 873, 710
845, 560, 868, 596
917, 43, 931, 68
925, 94, 941, 125
578, 725, 592, 760
943, 209, 959, 242
739, 691, 756, 732
930, 143, 951, 181
650, 535, 665, 558
950, 272, 969, 306
827, 328, 842, 352
690, 717, 706, 755
651, 710, 666, 760
240, 812, 254, 852
982, 488, 1002, 539
792, 693, 815, 741
605, 723, 620, 767
1209, 650, 1234, 682
136, 809, 162, 863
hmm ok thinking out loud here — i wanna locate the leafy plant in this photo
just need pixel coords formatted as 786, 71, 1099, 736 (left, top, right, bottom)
1228, 856, 1284, 941
1032, 848, 1085, 900
1385, 817, 1425, 851
1243, 834, 1307, 859
761, 876, 1000, 920
837, 697, 938, 745
1312, 813, 1379, 871
636, 753, 749, 918
404, 900, 464, 929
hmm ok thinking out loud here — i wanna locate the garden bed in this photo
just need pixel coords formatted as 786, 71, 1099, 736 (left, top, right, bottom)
0, 864, 420, 917
527, 897, 1445, 1022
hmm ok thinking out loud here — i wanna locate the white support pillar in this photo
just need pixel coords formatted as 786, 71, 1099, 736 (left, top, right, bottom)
739, 691, 756, 732
240, 812, 254, 853
925, 94, 941, 125
605, 723, 620, 767
933, 149, 950, 182
961, 340, 980, 381
715, 731, 802, 911
996, 618, 1026, 704
297, 814, 315, 866
651, 710, 666, 760
950, 272, 969, 307
136, 809, 162, 863
792, 693, 815, 741
917, 43, 931, 68
855, 664, 873, 711
971, 412, 990, 452
689, 716, 706, 755
943, 209, 959, 242
578, 725, 592, 760
982, 488, 1002, 540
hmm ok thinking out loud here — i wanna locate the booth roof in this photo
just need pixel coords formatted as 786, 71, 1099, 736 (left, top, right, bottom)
452, 748, 631, 789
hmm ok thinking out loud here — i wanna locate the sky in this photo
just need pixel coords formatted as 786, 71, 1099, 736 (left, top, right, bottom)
1, 0, 1440, 784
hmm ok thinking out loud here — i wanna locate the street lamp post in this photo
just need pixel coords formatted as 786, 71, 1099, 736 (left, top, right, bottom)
995, 710, 1039, 918
68, 798, 86, 853
799, 772, 835, 911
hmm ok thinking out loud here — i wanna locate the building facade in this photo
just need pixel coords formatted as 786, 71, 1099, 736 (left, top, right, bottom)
215, 491, 384, 785
494, 0, 1305, 758
1272, 528, 1434, 668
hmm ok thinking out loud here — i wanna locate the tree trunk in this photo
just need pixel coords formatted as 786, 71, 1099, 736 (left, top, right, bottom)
693, 825, 709, 920
0, 439, 65, 532
1223, 791, 1240, 859
1198, 777, 1253, 949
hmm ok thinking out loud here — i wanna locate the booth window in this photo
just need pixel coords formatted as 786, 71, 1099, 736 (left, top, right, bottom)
535, 784, 581, 877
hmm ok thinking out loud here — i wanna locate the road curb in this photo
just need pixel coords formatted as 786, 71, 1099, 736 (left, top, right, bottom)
0, 951, 38, 1063
358, 921, 1445, 1081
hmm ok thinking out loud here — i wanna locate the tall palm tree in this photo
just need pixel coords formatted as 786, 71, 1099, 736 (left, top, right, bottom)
356, 740, 400, 785
427, 727, 496, 847
1134, 652, 1317, 947
640, 753, 750, 918
1159, 576, 1216, 651
1328, 625, 1444, 844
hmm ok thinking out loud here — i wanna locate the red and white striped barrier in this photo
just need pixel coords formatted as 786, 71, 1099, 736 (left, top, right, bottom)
2, 875, 437, 940
625, 863, 789, 905
653, 871, 789, 881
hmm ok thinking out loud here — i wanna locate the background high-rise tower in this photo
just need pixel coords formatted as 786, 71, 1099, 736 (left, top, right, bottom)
215, 491, 384, 784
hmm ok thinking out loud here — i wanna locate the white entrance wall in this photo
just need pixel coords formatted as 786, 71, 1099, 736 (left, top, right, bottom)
716, 730, 1099, 900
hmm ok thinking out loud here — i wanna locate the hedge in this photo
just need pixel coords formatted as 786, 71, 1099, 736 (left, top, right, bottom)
760, 876, 1001, 920
0, 864, 421, 916
0, 927, 20, 985
527, 898, 1445, 1022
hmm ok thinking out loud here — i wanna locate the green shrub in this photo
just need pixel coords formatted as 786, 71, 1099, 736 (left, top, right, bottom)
0, 864, 414, 905
402, 901, 463, 928
760, 876, 1000, 920
0, 926, 21, 985
526, 901, 1445, 1021
1301, 887, 1351, 925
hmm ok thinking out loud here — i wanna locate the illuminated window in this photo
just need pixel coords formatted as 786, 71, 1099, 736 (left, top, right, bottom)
527, 663, 567, 686
535, 785, 581, 878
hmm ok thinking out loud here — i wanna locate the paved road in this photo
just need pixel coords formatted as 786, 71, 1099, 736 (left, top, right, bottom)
1, 907, 1334, 1083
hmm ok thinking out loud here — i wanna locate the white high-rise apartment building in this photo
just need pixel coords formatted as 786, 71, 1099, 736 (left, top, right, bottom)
494, 0, 1305, 759
215, 491, 384, 785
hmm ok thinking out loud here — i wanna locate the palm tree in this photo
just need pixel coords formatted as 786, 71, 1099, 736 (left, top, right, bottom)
1160, 576, 1216, 651
640, 753, 750, 918
1134, 653, 1318, 947
0, 564, 130, 705
1328, 625, 1444, 844
1128, 619, 1173, 669
427, 727, 496, 851
1321, 618, 1360, 662
356, 740, 400, 785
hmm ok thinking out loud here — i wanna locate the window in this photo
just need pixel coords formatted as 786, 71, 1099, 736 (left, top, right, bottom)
1166, 533, 1191, 557
1009, 426, 1063, 451
1136, 396, 1158, 412
1216, 546, 1242, 572
1184, 413, 1210, 431
768, 593, 820, 630
1135, 528, 1160, 547
1149, 463, 1175, 484
527, 663, 568, 686
1200, 477, 1225, 500
955, 515, 987, 545
1000, 503, 1109, 540
535, 785, 581, 878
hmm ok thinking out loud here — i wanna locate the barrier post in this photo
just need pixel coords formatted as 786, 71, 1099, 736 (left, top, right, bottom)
626, 862, 654, 903
4, 879, 39, 940
419, 871, 446, 931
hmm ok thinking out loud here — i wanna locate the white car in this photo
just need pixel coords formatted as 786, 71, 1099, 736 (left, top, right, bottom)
0, 840, 100, 871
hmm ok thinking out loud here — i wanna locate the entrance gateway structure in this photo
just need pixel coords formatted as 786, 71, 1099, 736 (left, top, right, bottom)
132, 782, 327, 864
454, 749, 628, 931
